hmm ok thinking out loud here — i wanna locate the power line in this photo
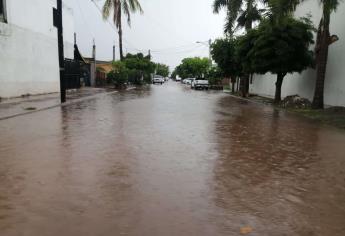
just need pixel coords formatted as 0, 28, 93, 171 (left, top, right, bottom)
87, 1, 210, 58
151, 45, 206, 55
89, 0, 145, 52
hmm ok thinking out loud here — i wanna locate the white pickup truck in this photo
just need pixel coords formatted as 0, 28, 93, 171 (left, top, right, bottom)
153, 76, 165, 84
191, 79, 209, 90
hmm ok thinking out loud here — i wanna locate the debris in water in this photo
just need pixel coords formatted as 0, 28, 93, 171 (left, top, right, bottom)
240, 226, 253, 234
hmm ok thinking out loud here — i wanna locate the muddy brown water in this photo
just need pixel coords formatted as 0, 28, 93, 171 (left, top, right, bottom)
0, 82, 345, 236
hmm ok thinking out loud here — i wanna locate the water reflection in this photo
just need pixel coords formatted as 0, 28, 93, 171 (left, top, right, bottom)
211, 96, 345, 235
0, 83, 345, 236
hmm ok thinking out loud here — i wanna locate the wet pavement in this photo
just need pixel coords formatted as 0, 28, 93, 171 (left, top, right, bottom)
0, 88, 116, 120
0, 82, 345, 236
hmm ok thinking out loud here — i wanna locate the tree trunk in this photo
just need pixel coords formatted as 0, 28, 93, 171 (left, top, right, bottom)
236, 77, 239, 92
118, 10, 124, 61
231, 77, 236, 94
274, 72, 286, 104
239, 75, 250, 97
239, 1, 254, 97
312, 14, 330, 109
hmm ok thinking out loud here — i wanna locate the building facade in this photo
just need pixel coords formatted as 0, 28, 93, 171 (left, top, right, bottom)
249, 1, 345, 107
0, 0, 74, 98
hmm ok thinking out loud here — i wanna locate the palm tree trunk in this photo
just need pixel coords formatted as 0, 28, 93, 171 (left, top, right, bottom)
312, 14, 330, 109
274, 72, 286, 104
239, 0, 254, 97
118, 9, 124, 60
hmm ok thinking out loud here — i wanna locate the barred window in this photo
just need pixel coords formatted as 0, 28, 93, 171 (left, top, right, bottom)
0, 0, 6, 23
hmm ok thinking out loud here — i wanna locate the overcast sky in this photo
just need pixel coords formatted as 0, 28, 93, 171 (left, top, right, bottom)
67, 0, 226, 69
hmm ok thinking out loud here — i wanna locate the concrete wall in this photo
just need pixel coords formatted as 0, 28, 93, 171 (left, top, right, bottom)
0, 0, 74, 98
250, 1, 345, 107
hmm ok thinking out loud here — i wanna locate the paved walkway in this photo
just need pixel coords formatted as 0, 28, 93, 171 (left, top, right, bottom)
0, 88, 116, 120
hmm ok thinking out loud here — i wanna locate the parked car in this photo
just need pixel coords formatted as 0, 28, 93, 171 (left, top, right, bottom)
175, 77, 181, 82
191, 79, 209, 90
183, 79, 192, 85
153, 76, 165, 84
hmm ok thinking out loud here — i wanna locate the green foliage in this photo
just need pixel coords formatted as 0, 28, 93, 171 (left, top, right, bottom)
108, 61, 129, 87
237, 15, 315, 102
108, 53, 156, 86
123, 53, 155, 85
171, 69, 177, 79
238, 16, 315, 76
175, 57, 211, 79
213, 0, 266, 34
155, 63, 170, 77
211, 38, 242, 78
207, 66, 223, 85
102, 0, 143, 28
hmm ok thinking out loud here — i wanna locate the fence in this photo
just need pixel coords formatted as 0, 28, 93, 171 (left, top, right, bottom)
64, 59, 81, 89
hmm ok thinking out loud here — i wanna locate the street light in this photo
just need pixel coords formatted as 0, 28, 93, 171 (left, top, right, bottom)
196, 39, 212, 62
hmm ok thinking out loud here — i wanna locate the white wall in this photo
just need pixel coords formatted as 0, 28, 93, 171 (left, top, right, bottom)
250, 1, 345, 107
0, 0, 74, 98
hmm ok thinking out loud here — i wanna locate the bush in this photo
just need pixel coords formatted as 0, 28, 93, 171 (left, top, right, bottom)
108, 61, 128, 88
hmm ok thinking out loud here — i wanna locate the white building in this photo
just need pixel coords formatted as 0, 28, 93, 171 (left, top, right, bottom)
250, 1, 345, 107
0, 0, 75, 98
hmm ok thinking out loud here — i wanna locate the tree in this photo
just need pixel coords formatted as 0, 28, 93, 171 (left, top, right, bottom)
211, 38, 242, 93
213, 0, 266, 35
155, 63, 170, 77
122, 53, 155, 84
108, 61, 128, 88
213, 0, 267, 97
207, 66, 223, 85
312, 0, 341, 109
102, 0, 143, 60
238, 17, 315, 103
175, 57, 211, 79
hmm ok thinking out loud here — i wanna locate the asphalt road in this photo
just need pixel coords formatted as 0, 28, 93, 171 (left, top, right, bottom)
1, 82, 345, 235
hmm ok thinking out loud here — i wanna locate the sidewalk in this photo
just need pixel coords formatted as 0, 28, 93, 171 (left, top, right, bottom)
0, 87, 117, 120
224, 90, 345, 129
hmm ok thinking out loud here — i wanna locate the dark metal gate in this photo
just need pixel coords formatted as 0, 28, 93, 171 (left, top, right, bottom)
64, 59, 81, 89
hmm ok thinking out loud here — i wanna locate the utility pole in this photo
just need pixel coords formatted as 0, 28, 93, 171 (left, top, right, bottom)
113, 44, 116, 61
208, 39, 212, 62
53, 0, 66, 103
92, 39, 97, 86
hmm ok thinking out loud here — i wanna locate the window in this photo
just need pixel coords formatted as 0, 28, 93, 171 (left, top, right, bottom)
0, 0, 6, 23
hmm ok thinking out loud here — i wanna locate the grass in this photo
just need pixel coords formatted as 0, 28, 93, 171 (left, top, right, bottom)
288, 108, 345, 129
229, 93, 345, 130
223, 85, 230, 91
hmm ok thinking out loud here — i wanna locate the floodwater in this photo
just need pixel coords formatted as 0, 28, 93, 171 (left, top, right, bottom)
0, 82, 345, 236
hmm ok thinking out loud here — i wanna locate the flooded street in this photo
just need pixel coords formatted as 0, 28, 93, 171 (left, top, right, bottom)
1, 82, 345, 236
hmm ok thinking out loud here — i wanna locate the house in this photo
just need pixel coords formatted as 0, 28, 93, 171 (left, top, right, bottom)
82, 57, 113, 87
249, 1, 345, 107
0, 0, 75, 98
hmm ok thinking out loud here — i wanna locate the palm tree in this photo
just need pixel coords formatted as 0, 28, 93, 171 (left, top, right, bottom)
213, 0, 266, 97
213, 0, 265, 34
312, 0, 340, 109
102, 0, 143, 60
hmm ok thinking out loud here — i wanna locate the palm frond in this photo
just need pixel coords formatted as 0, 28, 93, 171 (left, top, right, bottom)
122, 0, 131, 26
213, 0, 229, 13
102, 0, 114, 19
128, 0, 144, 13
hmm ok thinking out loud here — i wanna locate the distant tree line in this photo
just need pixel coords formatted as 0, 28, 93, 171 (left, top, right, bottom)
107, 53, 169, 88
